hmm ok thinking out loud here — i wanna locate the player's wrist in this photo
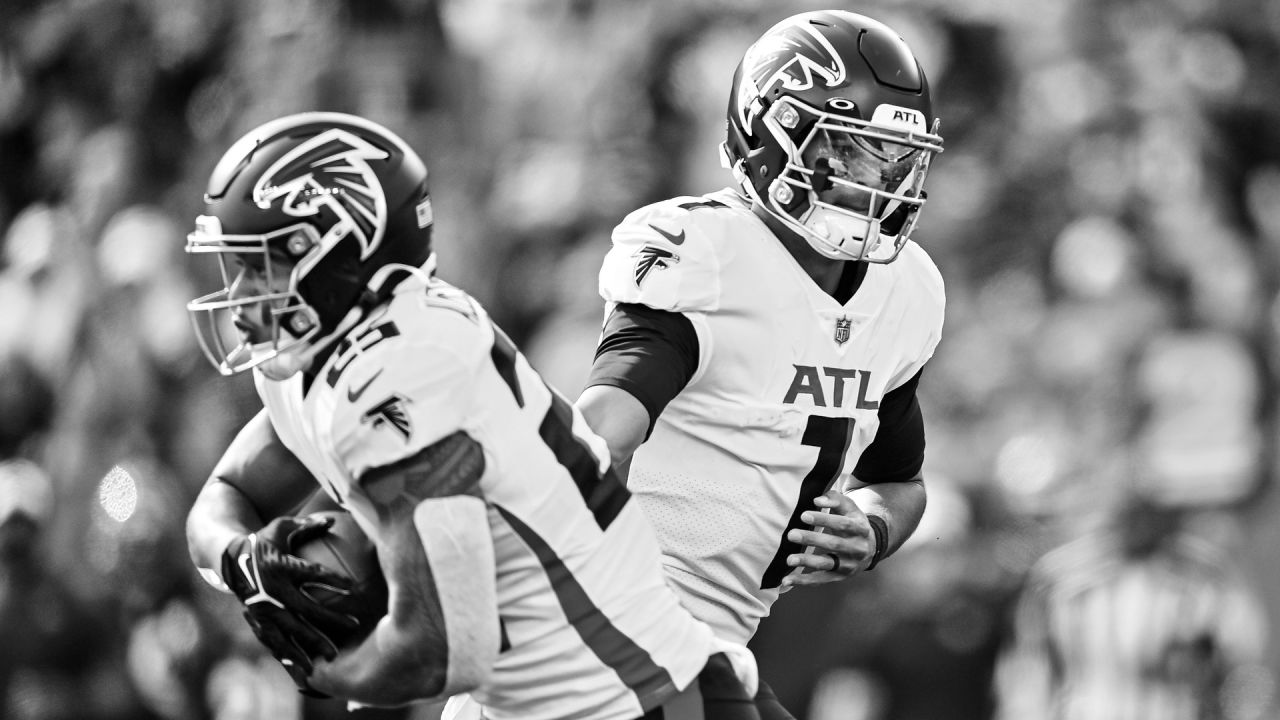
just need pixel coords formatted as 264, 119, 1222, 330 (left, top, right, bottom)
219, 533, 260, 599
865, 514, 888, 571
193, 533, 246, 593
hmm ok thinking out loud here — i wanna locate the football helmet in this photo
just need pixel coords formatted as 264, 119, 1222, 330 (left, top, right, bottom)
722, 11, 943, 263
186, 112, 434, 378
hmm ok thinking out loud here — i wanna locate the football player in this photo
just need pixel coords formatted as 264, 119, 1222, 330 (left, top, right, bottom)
575, 11, 945, 719
182, 112, 761, 719
994, 491, 1271, 720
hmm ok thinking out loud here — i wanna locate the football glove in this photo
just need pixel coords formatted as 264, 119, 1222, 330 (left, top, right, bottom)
221, 515, 361, 681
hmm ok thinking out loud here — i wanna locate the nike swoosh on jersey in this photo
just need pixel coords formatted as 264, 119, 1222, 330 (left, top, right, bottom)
347, 369, 384, 402
647, 223, 685, 245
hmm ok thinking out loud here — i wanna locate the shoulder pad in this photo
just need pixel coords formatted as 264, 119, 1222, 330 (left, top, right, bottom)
325, 290, 491, 478
599, 195, 737, 313
896, 242, 946, 342
874, 242, 947, 391
323, 283, 488, 392
897, 242, 945, 309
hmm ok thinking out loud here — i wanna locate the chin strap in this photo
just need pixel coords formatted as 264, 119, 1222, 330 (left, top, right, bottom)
358, 257, 437, 310
259, 306, 363, 381
811, 159, 835, 193
263, 258, 439, 380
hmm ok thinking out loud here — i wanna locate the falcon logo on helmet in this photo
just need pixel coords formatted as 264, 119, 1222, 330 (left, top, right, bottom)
723, 11, 944, 265
187, 112, 435, 379
737, 19, 847, 133
253, 129, 390, 261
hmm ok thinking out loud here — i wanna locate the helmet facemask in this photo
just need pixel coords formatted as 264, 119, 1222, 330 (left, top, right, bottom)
186, 216, 324, 379
753, 98, 941, 263
184, 113, 436, 379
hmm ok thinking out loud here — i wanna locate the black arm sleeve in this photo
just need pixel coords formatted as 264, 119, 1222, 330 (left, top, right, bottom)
852, 369, 926, 484
585, 303, 699, 435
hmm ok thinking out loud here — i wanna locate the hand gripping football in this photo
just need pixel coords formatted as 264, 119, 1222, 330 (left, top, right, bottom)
293, 510, 389, 648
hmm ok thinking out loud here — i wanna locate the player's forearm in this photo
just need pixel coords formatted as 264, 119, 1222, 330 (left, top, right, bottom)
185, 479, 264, 588
317, 494, 498, 705
318, 615, 447, 706
575, 384, 648, 472
308, 533, 450, 706
845, 476, 925, 563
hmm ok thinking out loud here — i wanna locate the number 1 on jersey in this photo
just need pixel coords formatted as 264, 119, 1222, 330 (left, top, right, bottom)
759, 415, 855, 589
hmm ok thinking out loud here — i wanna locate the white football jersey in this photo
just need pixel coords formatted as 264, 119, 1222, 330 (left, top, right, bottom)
598, 188, 945, 644
255, 272, 715, 720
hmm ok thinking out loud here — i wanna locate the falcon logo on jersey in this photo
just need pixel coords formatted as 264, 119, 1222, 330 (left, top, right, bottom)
737, 19, 847, 133
361, 394, 413, 440
834, 317, 852, 345
253, 129, 390, 260
633, 246, 680, 287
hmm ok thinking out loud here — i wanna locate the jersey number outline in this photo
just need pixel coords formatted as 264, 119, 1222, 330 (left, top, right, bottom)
759, 415, 854, 589
676, 199, 728, 212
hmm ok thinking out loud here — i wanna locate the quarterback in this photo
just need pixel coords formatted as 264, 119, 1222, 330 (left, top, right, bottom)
182, 112, 760, 719
576, 11, 945, 718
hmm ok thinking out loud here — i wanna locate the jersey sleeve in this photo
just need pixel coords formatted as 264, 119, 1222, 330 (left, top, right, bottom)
328, 311, 488, 485
585, 302, 700, 433
852, 369, 925, 484
598, 198, 724, 313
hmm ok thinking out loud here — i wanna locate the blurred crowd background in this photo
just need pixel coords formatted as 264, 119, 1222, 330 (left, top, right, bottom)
2, 0, 1280, 718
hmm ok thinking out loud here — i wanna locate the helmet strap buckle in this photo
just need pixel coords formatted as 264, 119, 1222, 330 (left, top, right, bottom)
286, 231, 314, 257
770, 180, 794, 205
288, 312, 315, 335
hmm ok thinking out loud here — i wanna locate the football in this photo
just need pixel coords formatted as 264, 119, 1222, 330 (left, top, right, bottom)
293, 510, 389, 648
